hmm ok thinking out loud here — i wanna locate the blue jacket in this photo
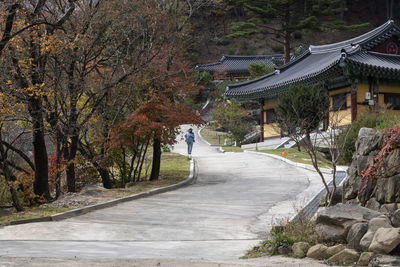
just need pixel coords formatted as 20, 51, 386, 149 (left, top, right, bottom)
185, 132, 195, 143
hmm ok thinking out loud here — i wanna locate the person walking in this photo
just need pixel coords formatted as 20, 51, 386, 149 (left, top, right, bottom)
185, 128, 195, 157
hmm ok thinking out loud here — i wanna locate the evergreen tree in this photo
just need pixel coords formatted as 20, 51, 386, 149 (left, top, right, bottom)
227, 0, 367, 62
275, 84, 329, 136
248, 62, 274, 78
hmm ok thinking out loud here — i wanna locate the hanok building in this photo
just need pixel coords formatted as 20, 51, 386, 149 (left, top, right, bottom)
225, 20, 400, 142
195, 54, 286, 80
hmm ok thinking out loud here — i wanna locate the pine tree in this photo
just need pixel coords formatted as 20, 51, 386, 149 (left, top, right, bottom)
227, 0, 367, 62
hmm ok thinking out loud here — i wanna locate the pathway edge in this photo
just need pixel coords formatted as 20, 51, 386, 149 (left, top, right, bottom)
6, 159, 196, 226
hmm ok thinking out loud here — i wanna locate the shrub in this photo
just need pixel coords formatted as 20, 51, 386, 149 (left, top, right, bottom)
212, 100, 254, 144
248, 62, 274, 78
337, 111, 399, 165
193, 71, 212, 85
243, 214, 317, 258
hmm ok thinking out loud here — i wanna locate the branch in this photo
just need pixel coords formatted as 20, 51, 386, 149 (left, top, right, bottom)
47, 0, 76, 33
0, 141, 35, 171
0, 3, 20, 55
33, 0, 47, 17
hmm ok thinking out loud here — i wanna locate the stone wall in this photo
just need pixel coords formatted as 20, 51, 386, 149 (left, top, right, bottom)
343, 127, 400, 211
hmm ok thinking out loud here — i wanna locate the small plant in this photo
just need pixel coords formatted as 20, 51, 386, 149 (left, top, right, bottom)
243, 214, 317, 258
368, 254, 380, 267
264, 227, 294, 255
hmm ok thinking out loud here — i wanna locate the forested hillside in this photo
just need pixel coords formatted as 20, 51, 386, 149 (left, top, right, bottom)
189, 0, 400, 64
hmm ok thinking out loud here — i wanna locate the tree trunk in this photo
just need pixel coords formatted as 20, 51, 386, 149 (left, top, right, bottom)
137, 139, 150, 182
284, 31, 291, 64
0, 136, 24, 211
55, 137, 62, 199
94, 162, 112, 189
149, 137, 161, 181
65, 135, 78, 192
284, 4, 291, 64
29, 97, 50, 200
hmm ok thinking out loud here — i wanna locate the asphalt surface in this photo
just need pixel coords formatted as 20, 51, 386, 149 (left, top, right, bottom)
0, 125, 322, 261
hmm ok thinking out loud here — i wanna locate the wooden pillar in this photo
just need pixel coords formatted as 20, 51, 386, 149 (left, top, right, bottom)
324, 85, 329, 130
373, 78, 379, 110
260, 99, 264, 142
351, 80, 358, 122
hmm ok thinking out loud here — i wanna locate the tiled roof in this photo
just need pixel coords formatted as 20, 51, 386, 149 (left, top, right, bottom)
346, 51, 400, 76
225, 21, 400, 100
195, 54, 286, 73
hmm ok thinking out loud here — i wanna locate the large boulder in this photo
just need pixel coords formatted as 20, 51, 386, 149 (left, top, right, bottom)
306, 244, 328, 260
316, 203, 380, 242
357, 252, 374, 266
375, 175, 400, 204
326, 249, 360, 265
356, 128, 383, 155
369, 227, 400, 254
277, 242, 292, 255
360, 215, 392, 250
372, 254, 400, 266
292, 242, 310, 258
379, 203, 398, 215
355, 128, 382, 156
342, 128, 400, 205
382, 149, 400, 177
343, 161, 360, 201
365, 198, 381, 211
325, 244, 345, 258
391, 209, 400, 227
347, 222, 368, 251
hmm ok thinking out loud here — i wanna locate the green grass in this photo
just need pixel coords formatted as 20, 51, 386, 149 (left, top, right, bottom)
258, 148, 332, 169
222, 146, 243, 152
159, 152, 190, 180
0, 206, 70, 225
200, 125, 228, 145
0, 152, 190, 226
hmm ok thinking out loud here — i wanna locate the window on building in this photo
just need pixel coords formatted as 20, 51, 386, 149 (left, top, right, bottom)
332, 93, 347, 110
266, 109, 275, 124
384, 93, 400, 110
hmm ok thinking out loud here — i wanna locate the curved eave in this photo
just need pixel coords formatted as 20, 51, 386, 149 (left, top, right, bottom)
225, 60, 342, 101
310, 20, 400, 53
346, 59, 400, 79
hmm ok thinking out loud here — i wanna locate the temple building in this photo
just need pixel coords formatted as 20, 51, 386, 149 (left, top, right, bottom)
225, 20, 400, 142
195, 54, 286, 80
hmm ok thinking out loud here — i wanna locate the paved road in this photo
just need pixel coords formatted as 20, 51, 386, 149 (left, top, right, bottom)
0, 125, 321, 261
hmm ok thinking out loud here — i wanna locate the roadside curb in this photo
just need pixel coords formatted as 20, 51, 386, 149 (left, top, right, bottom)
5, 159, 196, 226
244, 150, 338, 174
244, 150, 348, 221
198, 125, 223, 147
197, 125, 212, 146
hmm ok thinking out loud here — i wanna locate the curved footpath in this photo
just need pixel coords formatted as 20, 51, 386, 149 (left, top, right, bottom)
0, 125, 331, 266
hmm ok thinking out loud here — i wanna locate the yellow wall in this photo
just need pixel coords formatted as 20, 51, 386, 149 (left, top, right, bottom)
262, 101, 280, 138
329, 87, 350, 97
264, 101, 278, 111
357, 83, 369, 103
379, 84, 400, 94
329, 109, 352, 126
264, 123, 281, 138
260, 83, 400, 135
328, 87, 351, 126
